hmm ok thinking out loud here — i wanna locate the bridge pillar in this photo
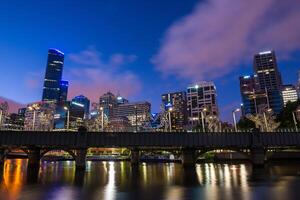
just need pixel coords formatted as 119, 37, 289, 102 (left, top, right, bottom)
131, 149, 140, 165
27, 147, 41, 168
75, 149, 87, 170
250, 147, 266, 167
181, 148, 196, 167
0, 149, 6, 169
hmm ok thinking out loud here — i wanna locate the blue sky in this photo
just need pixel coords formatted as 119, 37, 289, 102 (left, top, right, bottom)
0, 0, 300, 121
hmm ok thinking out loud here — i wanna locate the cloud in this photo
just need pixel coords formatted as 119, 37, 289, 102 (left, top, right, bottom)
65, 48, 141, 102
153, 0, 300, 80
0, 96, 25, 113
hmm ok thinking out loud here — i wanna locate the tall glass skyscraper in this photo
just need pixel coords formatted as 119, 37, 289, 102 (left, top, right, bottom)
253, 50, 283, 114
59, 80, 69, 102
42, 49, 64, 102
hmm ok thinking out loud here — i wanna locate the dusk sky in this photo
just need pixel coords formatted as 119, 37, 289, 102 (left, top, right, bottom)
1, 0, 300, 121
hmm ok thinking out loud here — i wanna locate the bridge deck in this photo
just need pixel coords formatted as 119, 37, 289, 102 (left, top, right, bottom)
0, 131, 300, 149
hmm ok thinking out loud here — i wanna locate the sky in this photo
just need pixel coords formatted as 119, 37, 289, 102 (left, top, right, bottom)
0, 0, 300, 122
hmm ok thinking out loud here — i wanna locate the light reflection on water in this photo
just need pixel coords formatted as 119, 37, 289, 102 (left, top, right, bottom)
1, 159, 300, 200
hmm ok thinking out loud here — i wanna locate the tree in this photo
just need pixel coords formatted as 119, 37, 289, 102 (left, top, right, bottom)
237, 116, 256, 130
277, 100, 300, 129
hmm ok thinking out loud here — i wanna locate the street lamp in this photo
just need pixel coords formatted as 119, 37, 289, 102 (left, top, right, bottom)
100, 107, 104, 132
200, 107, 207, 132
64, 106, 70, 131
168, 107, 173, 132
292, 110, 300, 132
28, 106, 37, 131
232, 108, 240, 132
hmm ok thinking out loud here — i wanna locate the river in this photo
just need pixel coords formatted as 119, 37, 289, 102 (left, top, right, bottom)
1, 159, 300, 200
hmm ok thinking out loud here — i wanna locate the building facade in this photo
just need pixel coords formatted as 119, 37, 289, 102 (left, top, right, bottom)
72, 95, 90, 119
253, 50, 283, 114
24, 101, 55, 131
42, 49, 64, 102
59, 80, 69, 102
281, 85, 298, 106
113, 101, 151, 130
187, 81, 218, 126
99, 92, 117, 120
161, 91, 187, 130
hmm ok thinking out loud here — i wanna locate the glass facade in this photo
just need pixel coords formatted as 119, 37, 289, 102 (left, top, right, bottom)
42, 49, 64, 102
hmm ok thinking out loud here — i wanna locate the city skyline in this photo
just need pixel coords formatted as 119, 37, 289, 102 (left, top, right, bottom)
1, 0, 300, 122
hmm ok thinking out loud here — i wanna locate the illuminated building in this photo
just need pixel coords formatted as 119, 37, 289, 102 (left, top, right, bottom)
42, 48, 64, 102
99, 92, 117, 120
253, 50, 283, 114
113, 101, 151, 130
161, 91, 187, 130
281, 85, 298, 106
71, 95, 90, 119
187, 81, 218, 125
117, 95, 129, 105
253, 50, 282, 91
24, 101, 55, 131
59, 80, 69, 102
239, 75, 268, 115
107, 117, 132, 132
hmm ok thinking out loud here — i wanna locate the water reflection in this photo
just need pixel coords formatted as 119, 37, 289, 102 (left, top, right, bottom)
0, 159, 300, 200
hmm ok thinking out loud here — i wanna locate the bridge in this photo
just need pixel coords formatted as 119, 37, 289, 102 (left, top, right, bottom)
0, 130, 300, 170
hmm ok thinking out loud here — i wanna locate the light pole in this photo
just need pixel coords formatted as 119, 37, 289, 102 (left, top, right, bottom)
200, 107, 207, 132
232, 108, 240, 132
168, 107, 173, 132
100, 107, 104, 132
292, 110, 300, 132
64, 106, 70, 131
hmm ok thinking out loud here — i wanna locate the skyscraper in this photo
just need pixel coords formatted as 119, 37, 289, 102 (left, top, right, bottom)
253, 50, 282, 90
99, 92, 117, 120
72, 95, 90, 119
239, 75, 268, 115
161, 91, 187, 130
187, 81, 218, 125
59, 80, 69, 102
42, 49, 64, 102
253, 50, 283, 114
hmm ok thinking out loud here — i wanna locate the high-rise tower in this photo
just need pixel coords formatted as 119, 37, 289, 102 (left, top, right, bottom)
253, 50, 283, 114
42, 49, 64, 102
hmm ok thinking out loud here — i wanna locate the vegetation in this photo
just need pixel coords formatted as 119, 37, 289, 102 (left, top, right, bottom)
277, 100, 300, 129
237, 116, 256, 130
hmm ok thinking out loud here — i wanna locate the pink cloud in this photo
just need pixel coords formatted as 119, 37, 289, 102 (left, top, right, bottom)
65, 48, 141, 102
0, 96, 25, 113
153, 0, 300, 80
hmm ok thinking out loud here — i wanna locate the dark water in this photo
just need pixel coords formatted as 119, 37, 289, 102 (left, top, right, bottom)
1, 160, 300, 200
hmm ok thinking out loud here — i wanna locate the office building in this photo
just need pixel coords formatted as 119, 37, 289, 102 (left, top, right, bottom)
252, 50, 283, 114
114, 101, 151, 130
187, 81, 218, 125
99, 92, 117, 120
117, 96, 129, 105
161, 91, 187, 130
72, 95, 90, 119
42, 49, 64, 102
253, 50, 282, 90
24, 101, 55, 131
281, 85, 298, 106
239, 75, 269, 115
59, 80, 69, 102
